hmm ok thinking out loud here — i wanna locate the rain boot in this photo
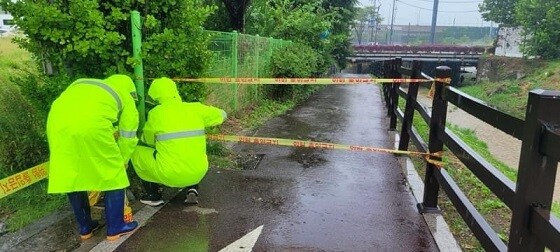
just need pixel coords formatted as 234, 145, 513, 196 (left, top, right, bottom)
67, 192, 100, 240
104, 189, 138, 241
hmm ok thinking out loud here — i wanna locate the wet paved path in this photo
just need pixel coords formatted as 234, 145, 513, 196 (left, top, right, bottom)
116, 78, 439, 251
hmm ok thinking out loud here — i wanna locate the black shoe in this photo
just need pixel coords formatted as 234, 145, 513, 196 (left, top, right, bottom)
140, 194, 164, 207
184, 189, 198, 204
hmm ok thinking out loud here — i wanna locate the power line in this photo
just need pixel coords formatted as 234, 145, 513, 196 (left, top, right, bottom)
397, 0, 480, 13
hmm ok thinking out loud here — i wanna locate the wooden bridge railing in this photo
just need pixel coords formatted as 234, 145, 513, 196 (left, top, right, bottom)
380, 58, 560, 251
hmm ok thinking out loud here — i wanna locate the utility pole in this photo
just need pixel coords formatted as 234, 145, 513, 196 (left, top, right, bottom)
374, 4, 381, 44
369, 0, 377, 43
389, 0, 397, 44
407, 22, 411, 45
429, 0, 439, 44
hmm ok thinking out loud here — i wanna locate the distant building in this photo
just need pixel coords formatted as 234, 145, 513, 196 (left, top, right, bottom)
494, 27, 524, 58
0, 7, 15, 33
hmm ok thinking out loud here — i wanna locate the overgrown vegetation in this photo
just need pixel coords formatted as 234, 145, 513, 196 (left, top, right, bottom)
479, 0, 560, 59
462, 59, 560, 118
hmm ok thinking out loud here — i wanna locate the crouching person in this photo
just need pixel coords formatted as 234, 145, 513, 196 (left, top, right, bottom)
46, 75, 139, 241
131, 77, 227, 206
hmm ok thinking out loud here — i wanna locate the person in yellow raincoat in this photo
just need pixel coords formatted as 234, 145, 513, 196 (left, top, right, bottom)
46, 74, 139, 241
131, 77, 227, 206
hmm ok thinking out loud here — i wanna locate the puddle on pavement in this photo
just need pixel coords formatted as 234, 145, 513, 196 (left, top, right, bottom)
288, 148, 327, 168
236, 154, 265, 170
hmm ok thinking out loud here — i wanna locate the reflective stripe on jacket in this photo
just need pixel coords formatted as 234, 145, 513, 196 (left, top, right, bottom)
132, 101, 226, 187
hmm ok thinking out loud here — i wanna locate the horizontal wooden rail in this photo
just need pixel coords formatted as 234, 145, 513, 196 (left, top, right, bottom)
435, 168, 508, 251
398, 66, 414, 77
445, 87, 525, 140
442, 129, 516, 208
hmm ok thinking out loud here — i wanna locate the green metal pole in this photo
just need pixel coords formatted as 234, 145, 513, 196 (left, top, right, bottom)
232, 31, 239, 111
255, 35, 260, 101
255, 35, 259, 78
131, 11, 145, 131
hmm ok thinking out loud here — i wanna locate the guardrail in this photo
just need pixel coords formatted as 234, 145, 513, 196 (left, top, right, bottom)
381, 58, 560, 251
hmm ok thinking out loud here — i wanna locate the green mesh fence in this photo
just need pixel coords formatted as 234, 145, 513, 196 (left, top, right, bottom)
204, 31, 291, 114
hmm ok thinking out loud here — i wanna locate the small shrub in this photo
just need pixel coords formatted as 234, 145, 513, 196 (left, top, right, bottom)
267, 43, 318, 100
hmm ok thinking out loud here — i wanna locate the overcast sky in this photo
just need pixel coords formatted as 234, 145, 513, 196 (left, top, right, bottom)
358, 0, 493, 27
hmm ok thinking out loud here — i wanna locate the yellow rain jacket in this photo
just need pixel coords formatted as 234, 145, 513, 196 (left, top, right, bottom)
47, 75, 139, 193
131, 77, 226, 187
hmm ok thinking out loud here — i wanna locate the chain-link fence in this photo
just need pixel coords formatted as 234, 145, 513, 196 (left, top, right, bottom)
204, 31, 291, 114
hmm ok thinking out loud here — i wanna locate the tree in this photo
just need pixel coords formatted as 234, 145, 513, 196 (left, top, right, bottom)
515, 0, 560, 59
221, 0, 251, 32
204, 0, 235, 31
479, 0, 518, 26
322, 0, 358, 68
0, 0, 214, 100
0, 0, 213, 104
352, 6, 381, 45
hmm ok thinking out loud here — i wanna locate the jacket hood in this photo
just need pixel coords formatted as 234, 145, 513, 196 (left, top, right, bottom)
104, 74, 136, 93
148, 77, 180, 103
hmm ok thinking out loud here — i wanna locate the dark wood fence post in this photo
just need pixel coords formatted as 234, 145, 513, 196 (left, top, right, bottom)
382, 60, 391, 113
398, 60, 423, 150
508, 89, 560, 251
388, 58, 402, 130
418, 66, 451, 213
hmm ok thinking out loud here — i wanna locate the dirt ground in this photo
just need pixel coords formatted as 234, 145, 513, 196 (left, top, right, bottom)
416, 89, 560, 203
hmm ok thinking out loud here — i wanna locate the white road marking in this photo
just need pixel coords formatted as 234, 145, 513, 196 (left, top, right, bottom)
219, 225, 264, 252
182, 206, 219, 215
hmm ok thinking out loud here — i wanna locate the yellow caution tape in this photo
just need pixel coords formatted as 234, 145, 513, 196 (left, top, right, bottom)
159, 77, 449, 85
207, 134, 444, 167
0, 162, 49, 199
0, 132, 446, 200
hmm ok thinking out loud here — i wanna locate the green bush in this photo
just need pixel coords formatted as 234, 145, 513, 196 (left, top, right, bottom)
0, 0, 215, 100
11, 71, 72, 120
267, 43, 318, 100
0, 84, 48, 174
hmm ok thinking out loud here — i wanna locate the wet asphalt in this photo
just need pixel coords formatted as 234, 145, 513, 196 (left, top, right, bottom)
116, 75, 439, 251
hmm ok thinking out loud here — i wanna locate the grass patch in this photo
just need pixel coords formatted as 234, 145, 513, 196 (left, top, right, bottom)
461, 59, 560, 119
238, 99, 297, 130
0, 36, 35, 85
0, 36, 63, 233
0, 181, 67, 232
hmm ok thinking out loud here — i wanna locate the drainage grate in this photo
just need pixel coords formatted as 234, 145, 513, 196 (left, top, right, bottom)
236, 154, 265, 170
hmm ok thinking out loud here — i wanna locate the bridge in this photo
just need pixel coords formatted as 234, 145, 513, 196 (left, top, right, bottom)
347, 45, 494, 86
349, 44, 492, 67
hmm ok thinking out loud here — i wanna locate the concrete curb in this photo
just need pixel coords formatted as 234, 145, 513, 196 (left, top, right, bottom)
391, 131, 462, 252
0, 209, 74, 252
